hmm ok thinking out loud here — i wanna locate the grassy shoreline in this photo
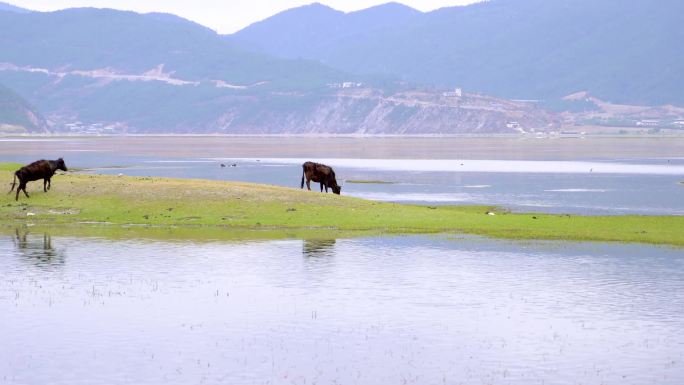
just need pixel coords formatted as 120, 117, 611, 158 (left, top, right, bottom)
1, 162, 683, 246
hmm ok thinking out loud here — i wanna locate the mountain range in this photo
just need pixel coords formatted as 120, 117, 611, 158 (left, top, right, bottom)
0, 0, 682, 134
230, 0, 684, 106
0, 1, 28, 13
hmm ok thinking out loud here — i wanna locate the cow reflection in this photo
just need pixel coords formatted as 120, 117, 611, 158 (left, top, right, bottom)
14, 229, 65, 267
302, 239, 336, 258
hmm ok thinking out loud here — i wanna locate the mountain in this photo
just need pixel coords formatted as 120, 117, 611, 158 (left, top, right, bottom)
0, 83, 48, 133
0, 7, 344, 88
0, 2, 29, 13
230, 0, 684, 106
228, 2, 420, 63
0, 7, 355, 133
0, 6, 562, 134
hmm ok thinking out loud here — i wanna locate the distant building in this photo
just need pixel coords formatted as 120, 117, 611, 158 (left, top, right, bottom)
328, 82, 363, 89
636, 119, 660, 127
443, 87, 463, 97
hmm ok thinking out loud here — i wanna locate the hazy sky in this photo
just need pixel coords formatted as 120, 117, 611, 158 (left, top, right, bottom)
9, 0, 479, 33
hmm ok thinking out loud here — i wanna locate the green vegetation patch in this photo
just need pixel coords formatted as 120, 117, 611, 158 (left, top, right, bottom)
0, 162, 22, 172
1, 163, 682, 246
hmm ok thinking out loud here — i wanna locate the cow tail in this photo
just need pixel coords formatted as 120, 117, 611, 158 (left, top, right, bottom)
300, 166, 305, 189
8, 172, 17, 193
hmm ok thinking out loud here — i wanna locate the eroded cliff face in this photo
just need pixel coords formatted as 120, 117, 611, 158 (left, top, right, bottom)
0, 84, 49, 133
177, 89, 560, 134
1, 63, 560, 134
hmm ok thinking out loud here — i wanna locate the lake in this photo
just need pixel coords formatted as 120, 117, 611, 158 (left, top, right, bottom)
1, 136, 683, 384
1, 136, 683, 215
1, 230, 683, 385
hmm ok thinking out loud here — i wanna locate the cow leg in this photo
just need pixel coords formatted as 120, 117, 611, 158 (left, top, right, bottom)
320, 183, 324, 192
17, 183, 28, 200
43, 179, 48, 192
47, 178, 51, 191
306, 180, 311, 191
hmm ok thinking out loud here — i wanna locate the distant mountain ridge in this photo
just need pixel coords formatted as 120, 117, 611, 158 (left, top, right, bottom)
0, 2, 679, 134
0, 6, 362, 133
0, 1, 29, 13
230, 0, 684, 106
227, 2, 421, 63
1, 6, 548, 135
0, 83, 48, 133
0, 7, 344, 88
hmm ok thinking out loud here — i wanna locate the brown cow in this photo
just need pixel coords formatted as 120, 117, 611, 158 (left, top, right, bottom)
300, 161, 341, 195
9, 158, 68, 201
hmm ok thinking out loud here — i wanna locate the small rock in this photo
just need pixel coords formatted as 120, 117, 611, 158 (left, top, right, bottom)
286, 208, 297, 212
486, 211, 495, 216
231, 163, 237, 167
220, 164, 226, 168
532, 216, 538, 219
26, 212, 35, 217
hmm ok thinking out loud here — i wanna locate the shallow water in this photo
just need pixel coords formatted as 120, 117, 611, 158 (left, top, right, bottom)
1, 136, 682, 215
1, 231, 683, 385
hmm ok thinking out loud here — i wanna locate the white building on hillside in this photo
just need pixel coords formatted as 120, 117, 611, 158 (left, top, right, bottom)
636, 119, 660, 127
443, 88, 463, 97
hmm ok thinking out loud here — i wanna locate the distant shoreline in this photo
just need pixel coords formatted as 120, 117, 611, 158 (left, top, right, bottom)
3, 135, 683, 161
2, 132, 684, 139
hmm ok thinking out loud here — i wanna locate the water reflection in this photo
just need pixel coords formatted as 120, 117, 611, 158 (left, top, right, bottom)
1, 233, 683, 385
12, 228, 65, 268
302, 239, 336, 258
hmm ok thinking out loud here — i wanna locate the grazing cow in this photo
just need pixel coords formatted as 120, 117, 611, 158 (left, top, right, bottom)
300, 161, 341, 195
9, 158, 68, 201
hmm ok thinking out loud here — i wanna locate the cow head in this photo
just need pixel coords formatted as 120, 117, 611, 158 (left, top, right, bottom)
56, 158, 68, 172
332, 184, 341, 195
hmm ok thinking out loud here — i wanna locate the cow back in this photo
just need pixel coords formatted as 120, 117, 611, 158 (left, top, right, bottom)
17, 160, 54, 182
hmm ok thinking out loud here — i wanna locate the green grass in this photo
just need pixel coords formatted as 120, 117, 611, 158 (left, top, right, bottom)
0, 162, 21, 172
1, 163, 683, 246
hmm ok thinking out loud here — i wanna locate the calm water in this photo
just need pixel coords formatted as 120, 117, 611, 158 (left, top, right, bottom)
2, 137, 684, 384
1, 136, 683, 215
1, 231, 683, 385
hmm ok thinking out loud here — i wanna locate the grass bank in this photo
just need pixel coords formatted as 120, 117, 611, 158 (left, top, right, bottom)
1, 162, 682, 246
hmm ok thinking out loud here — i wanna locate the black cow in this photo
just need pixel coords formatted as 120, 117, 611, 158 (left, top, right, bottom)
9, 158, 68, 201
300, 161, 341, 195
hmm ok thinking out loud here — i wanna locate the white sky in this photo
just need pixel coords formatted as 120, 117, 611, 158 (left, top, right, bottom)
8, 0, 479, 33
